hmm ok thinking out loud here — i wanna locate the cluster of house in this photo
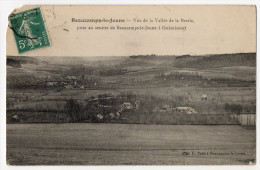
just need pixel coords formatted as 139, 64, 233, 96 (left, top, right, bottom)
153, 104, 197, 114
93, 100, 141, 121
45, 75, 78, 87
95, 111, 121, 121
45, 74, 97, 89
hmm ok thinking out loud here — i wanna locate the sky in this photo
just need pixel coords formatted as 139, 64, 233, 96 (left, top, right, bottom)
6, 5, 256, 57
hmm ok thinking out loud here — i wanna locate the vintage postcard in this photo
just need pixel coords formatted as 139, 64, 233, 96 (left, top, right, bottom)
6, 5, 256, 165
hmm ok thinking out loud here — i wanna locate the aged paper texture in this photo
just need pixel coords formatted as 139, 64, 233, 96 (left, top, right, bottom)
6, 5, 256, 165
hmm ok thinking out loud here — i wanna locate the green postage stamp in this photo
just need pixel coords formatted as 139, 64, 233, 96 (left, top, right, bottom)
9, 7, 50, 53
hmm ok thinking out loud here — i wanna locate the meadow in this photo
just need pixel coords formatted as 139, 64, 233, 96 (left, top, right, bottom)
7, 123, 256, 165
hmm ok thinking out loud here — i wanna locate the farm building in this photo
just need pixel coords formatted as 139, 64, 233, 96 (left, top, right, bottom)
174, 107, 197, 114
121, 102, 133, 110
46, 81, 59, 86
11, 114, 20, 122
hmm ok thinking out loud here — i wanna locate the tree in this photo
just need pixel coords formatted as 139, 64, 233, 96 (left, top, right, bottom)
64, 99, 81, 122
224, 103, 242, 114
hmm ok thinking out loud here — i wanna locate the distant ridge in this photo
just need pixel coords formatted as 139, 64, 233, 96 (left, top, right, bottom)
7, 56, 40, 68
174, 53, 256, 69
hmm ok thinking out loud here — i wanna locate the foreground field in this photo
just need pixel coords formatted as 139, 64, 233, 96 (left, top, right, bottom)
7, 124, 255, 165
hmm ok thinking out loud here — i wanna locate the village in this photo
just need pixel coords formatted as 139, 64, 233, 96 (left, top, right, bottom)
6, 53, 256, 126
81, 94, 198, 123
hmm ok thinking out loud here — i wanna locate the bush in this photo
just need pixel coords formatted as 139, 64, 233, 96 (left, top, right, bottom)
224, 103, 242, 114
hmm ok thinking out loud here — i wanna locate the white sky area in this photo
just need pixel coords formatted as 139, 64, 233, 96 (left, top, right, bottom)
6, 5, 256, 57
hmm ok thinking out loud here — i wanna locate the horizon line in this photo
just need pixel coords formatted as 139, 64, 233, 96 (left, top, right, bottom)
6, 52, 256, 58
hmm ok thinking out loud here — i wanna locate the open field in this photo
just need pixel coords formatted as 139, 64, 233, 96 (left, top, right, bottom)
7, 124, 255, 165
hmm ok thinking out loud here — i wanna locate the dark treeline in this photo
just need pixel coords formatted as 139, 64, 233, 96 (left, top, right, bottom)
7, 56, 39, 68
175, 53, 256, 69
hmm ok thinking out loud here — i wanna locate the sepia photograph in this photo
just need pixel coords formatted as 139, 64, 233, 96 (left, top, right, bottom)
4, 5, 256, 165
